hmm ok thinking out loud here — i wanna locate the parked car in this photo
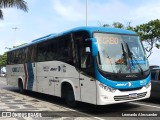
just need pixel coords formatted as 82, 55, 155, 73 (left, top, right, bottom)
150, 67, 160, 98
150, 65, 159, 70
0, 71, 6, 77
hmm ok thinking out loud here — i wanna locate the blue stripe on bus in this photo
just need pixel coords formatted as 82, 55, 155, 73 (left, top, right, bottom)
27, 63, 34, 90
94, 56, 151, 89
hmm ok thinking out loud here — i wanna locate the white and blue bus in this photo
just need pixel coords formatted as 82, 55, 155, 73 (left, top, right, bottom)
6, 27, 151, 107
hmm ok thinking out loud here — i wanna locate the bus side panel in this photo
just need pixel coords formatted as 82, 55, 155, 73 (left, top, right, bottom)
36, 61, 80, 101
54, 63, 80, 101
6, 64, 25, 88
36, 62, 52, 94
54, 63, 80, 99
58, 77, 80, 100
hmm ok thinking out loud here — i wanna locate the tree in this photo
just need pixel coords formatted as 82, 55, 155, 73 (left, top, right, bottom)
102, 22, 124, 28
0, 43, 26, 72
0, 52, 7, 67
0, 0, 28, 19
102, 24, 110, 27
0, 53, 7, 74
102, 22, 134, 30
112, 22, 124, 29
134, 19, 160, 58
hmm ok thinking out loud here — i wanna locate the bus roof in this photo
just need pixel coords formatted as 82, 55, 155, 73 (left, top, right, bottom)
8, 26, 137, 52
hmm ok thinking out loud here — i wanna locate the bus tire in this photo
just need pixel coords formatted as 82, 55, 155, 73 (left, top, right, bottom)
62, 84, 77, 108
18, 79, 24, 93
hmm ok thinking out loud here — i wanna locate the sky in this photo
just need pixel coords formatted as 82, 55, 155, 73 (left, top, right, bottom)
0, 0, 160, 66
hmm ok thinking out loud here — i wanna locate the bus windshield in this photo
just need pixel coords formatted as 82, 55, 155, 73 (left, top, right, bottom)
94, 33, 149, 74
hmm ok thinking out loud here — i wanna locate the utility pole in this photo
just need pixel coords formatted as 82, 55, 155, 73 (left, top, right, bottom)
86, 0, 88, 26
12, 27, 18, 48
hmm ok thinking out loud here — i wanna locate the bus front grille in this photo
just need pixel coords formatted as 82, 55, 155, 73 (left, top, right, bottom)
114, 92, 147, 101
118, 87, 142, 92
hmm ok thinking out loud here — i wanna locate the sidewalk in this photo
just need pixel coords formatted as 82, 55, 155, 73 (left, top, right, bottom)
0, 89, 95, 120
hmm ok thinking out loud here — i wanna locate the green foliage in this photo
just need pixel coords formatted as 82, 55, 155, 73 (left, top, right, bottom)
0, 43, 27, 67
102, 24, 110, 27
0, 52, 7, 67
134, 19, 160, 57
0, 0, 28, 19
126, 26, 134, 31
103, 22, 125, 29
112, 22, 124, 28
155, 43, 160, 49
134, 19, 160, 41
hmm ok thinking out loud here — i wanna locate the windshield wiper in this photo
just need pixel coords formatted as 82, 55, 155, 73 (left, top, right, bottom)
121, 43, 128, 65
126, 43, 144, 75
118, 43, 131, 73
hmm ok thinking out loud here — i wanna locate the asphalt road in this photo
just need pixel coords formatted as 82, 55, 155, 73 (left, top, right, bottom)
1, 77, 160, 120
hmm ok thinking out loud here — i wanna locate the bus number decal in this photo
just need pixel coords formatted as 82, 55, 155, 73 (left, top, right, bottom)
12, 67, 24, 73
96, 36, 119, 44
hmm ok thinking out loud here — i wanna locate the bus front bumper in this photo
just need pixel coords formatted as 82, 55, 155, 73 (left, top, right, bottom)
97, 86, 151, 105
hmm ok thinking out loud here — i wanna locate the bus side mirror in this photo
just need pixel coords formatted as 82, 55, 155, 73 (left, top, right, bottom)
91, 38, 98, 56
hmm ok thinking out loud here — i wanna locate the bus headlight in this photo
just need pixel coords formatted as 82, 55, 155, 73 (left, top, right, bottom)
145, 82, 151, 89
104, 85, 116, 93
99, 83, 117, 93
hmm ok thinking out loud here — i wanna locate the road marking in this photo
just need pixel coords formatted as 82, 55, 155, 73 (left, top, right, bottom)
130, 102, 160, 109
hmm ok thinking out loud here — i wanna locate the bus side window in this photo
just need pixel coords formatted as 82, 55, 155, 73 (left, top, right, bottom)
11, 51, 15, 64
45, 40, 56, 61
7, 52, 11, 65
81, 47, 91, 68
57, 35, 74, 65
80, 45, 94, 76
37, 43, 47, 62
31, 46, 37, 62
14, 50, 20, 64
21, 48, 28, 63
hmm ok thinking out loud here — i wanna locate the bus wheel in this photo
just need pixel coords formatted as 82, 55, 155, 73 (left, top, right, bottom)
18, 80, 24, 93
65, 87, 77, 108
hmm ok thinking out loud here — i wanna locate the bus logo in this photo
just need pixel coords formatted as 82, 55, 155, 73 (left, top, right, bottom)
116, 83, 127, 86
128, 82, 132, 87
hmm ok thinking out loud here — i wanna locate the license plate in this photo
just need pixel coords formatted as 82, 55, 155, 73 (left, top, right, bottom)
129, 93, 137, 98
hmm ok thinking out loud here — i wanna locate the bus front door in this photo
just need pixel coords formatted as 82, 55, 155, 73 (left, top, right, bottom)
79, 45, 97, 104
